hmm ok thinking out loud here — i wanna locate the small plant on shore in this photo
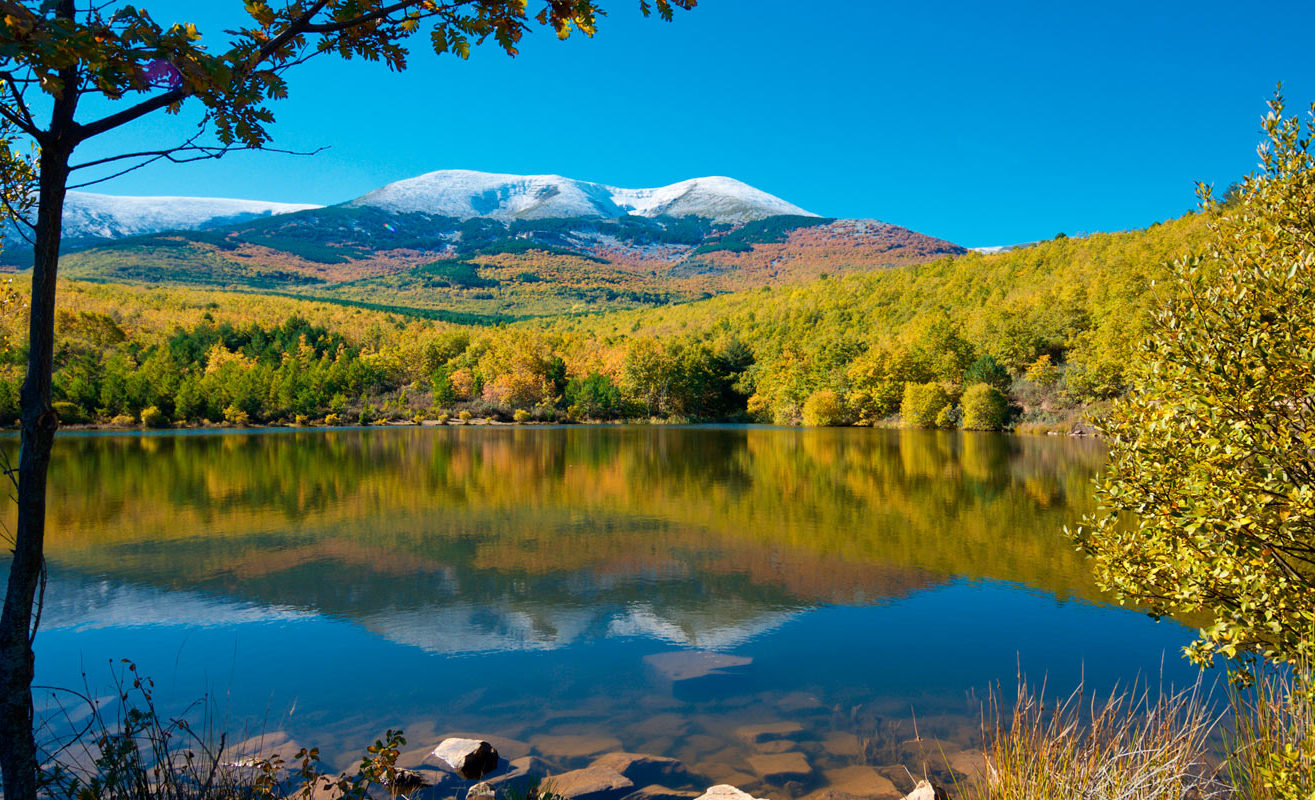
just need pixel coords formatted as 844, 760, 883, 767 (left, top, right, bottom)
139, 406, 168, 429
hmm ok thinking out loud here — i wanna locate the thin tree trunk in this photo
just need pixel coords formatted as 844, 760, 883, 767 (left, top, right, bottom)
0, 103, 75, 800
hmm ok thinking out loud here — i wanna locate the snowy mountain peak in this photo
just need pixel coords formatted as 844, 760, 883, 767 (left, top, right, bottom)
58, 191, 322, 241
347, 169, 816, 223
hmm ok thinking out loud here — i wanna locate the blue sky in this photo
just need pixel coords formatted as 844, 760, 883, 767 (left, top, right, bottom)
71, 1, 1315, 246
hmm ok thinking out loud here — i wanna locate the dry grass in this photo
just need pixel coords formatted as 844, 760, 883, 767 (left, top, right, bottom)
1224, 666, 1315, 800
973, 676, 1228, 800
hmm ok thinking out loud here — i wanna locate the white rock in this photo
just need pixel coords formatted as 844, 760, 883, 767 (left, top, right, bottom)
431, 738, 501, 780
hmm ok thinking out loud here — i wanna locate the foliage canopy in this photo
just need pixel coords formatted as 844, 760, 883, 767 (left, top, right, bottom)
1075, 93, 1315, 668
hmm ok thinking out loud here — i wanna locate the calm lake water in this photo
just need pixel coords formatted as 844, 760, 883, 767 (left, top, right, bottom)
13, 426, 1202, 795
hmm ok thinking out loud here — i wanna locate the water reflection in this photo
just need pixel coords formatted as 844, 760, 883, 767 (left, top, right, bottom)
9, 426, 1198, 794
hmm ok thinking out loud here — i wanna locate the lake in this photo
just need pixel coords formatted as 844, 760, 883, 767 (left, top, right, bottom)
14, 425, 1202, 796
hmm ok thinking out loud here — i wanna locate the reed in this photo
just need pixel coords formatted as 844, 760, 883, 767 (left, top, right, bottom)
973, 676, 1227, 800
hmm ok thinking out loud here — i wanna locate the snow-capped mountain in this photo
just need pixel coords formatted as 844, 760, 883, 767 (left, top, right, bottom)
58, 191, 322, 240
347, 169, 816, 223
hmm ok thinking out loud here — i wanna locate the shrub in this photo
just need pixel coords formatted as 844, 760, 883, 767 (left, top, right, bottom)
324, 413, 342, 426
745, 393, 772, 423
901, 382, 949, 428
935, 404, 960, 429
961, 382, 1009, 430
108, 413, 136, 427
294, 413, 308, 426
222, 404, 250, 426
513, 409, 531, 423
436, 412, 451, 424
139, 405, 169, 429
458, 410, 473, 422
801, 389, 845, 427
52, 400, 87, 424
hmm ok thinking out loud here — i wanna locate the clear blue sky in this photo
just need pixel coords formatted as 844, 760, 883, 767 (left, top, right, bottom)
71, 0, 1315, 247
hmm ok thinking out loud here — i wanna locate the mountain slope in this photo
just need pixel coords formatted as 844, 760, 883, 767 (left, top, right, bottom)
54, 207, 964, 318
347, 169, 815, 223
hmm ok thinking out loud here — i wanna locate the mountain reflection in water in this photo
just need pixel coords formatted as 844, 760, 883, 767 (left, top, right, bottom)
13, 426, 1200, 789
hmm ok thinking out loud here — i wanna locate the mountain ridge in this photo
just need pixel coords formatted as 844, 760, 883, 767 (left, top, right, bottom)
347, 169, 816, 223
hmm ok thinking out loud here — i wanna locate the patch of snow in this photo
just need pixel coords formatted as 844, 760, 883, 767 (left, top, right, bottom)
971, 242, 1038, 254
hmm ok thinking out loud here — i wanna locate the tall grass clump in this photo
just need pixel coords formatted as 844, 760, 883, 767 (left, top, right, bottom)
975, 677, 1226, 800
1225, 666, 1315, 800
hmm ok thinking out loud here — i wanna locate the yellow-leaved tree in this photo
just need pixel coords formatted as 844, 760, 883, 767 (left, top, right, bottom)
1075, 92, 1315, 671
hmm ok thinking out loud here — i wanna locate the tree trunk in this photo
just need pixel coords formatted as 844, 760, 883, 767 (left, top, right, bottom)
0, 139, 73, 800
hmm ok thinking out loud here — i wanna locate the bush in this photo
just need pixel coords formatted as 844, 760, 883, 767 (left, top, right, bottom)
935, 404, 960, 429
139, 405, 169, 428
901, 382, 949, 428
222, 404, 250, 426
961, 382, 1009, 430
324, 413, 342, 426
108, 413, 136, 427
52, 400, 87, 424
458, 410, 473, 422
801, 389, 846, 427
513, 409, 531, 423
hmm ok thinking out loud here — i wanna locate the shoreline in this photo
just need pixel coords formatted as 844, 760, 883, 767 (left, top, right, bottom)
5, 418, 1101, 437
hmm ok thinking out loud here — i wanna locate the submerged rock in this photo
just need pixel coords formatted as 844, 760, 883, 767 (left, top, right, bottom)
820, 766, 899, 798
543, 765, 635, 800
746, 752, 811, 784
590, 752, 690, 787
734, 722, 803, 746
432, 738, 502, 780
621, 785, 701, 800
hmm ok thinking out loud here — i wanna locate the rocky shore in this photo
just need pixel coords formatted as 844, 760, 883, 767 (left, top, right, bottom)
238, 723, 982, 800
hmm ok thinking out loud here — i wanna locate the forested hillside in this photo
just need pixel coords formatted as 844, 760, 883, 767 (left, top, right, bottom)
34, 209, 964, 318
0, 211, 1208, 431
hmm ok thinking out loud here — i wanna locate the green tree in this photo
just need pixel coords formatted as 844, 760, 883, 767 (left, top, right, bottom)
566, 372, 621, 419
964, 354, 1011, 393
0, 2, 694, 797
1074, 94, 1315, 669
